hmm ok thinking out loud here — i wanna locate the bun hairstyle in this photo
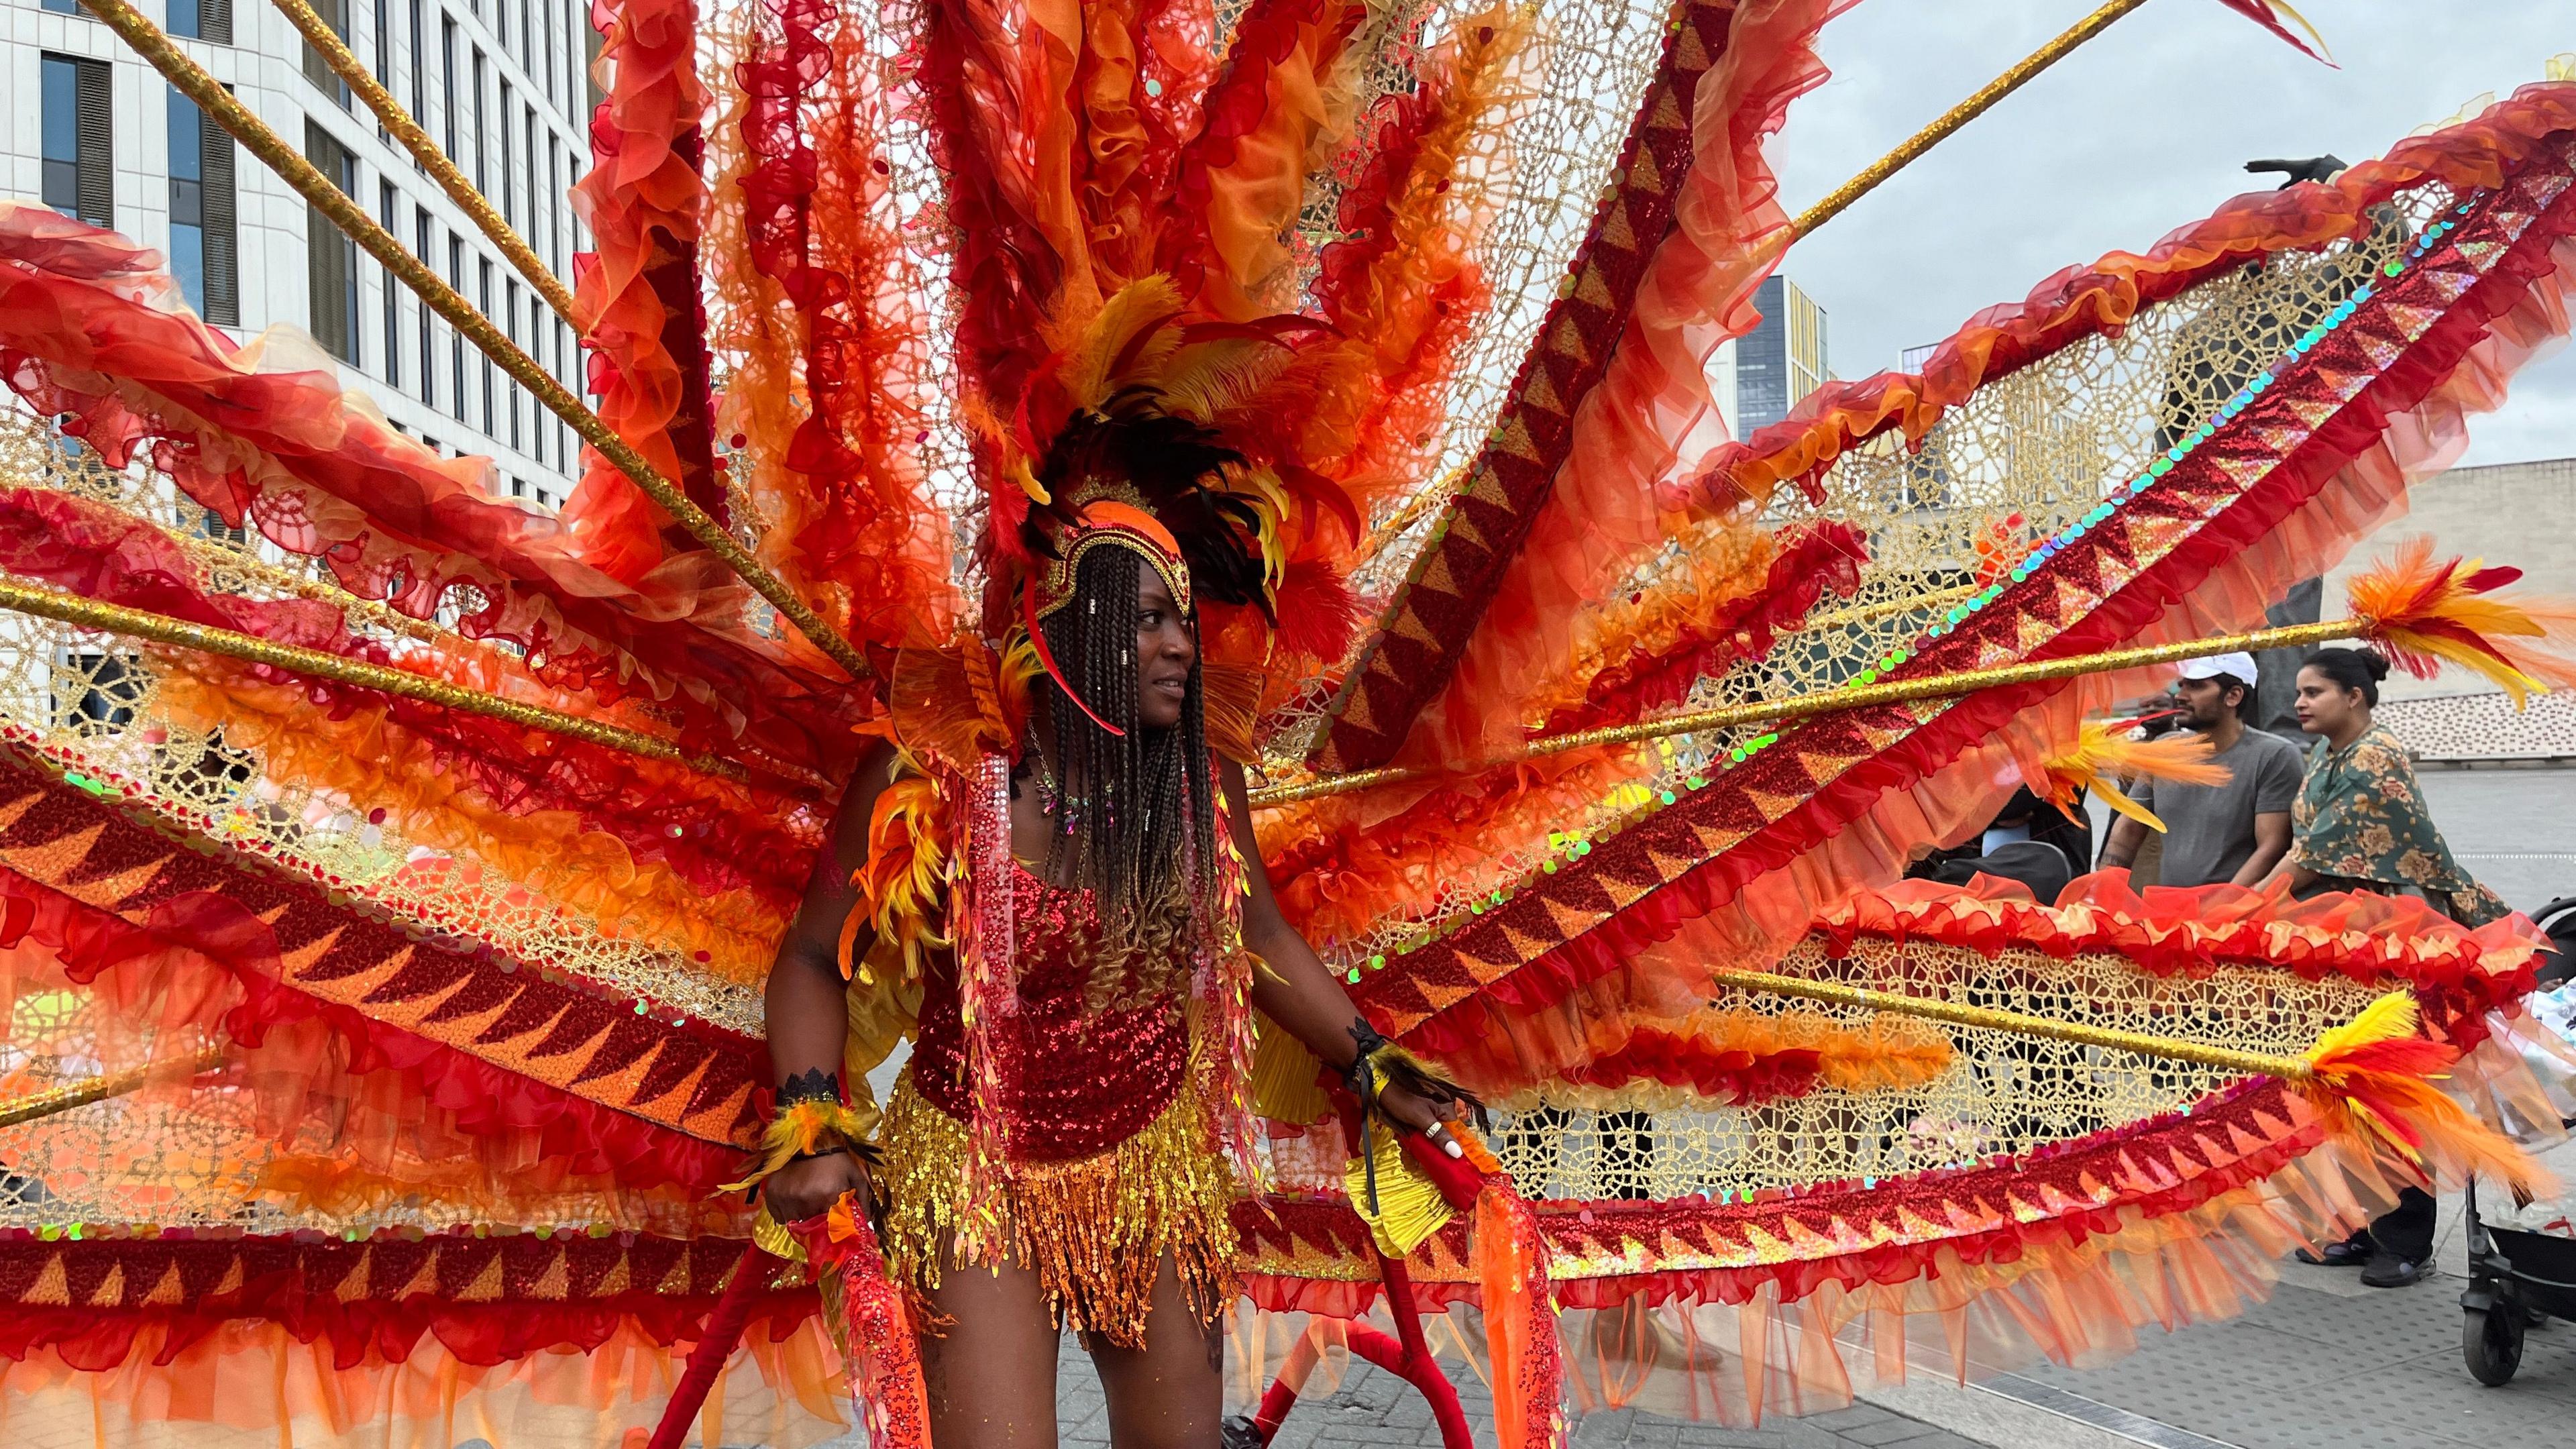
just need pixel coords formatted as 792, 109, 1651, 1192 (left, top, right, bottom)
2304, 646, 2392, 706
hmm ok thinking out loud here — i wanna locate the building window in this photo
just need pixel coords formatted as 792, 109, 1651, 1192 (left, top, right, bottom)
448, 234, 468, 420
538, 141, 553, 276
168, 89, 240, 326
523, 104, 539, 241
498, 80, 516, 228
304, 121, 362, 362
480, 258, 497, 433
302, 0, 351, 107
379, 180, 402, 386
541, 0, 557, 106
472, 48, 489, 196
409, 0, 427, 152
504, 278, 523, 451
373, 0, 393, 138
170, 0, 236, 44
416, 207, 437, 406
41, 56, 115, 230
441, 15, 460, 162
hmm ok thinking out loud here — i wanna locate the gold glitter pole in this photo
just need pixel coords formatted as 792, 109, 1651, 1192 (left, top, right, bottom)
74, 0, 873, 685
1709, 965, 2312, 1081
1787, 0, 2154, 238
0, 1045, 231, 1129
1250, 616, 2357, 806
0, 575, 763, 785
263, 0, 578, 325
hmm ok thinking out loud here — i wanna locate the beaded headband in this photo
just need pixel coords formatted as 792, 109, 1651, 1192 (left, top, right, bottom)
1030, 498, 1193, 621
1020, 489, 1197, 739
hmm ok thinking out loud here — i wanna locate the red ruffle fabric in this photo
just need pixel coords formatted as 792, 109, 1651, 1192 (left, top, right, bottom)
0, 484, 817, 929
1819, 872, 2546, 1050
0, 843, 750, 1202
1398, 0, 1857, 767
0, 1232, 813, 1372
566, 0, 724, 582
1680, 81, 2576, 513
1538, 520, 1868, 736
0, 205, 861, 776
1236, 1073, 2377, 1316
726, 0, 961, 651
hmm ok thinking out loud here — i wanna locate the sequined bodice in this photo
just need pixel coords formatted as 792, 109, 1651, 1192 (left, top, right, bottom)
910, 861, 1191, 1163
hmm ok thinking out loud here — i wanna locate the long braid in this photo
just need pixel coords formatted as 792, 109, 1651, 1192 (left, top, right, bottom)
1037, 548, 1218, 954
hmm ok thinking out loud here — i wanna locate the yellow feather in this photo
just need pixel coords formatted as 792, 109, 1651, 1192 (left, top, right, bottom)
1053, 276, 1188, 411
2304, 991, 2420, 1066
1250, 1013, 1332, 1126
2093, 783, 2170, 835
2033, 718, 2229, 829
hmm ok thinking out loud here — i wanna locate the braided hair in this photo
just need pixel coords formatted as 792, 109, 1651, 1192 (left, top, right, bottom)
1030, 545, 1219, 956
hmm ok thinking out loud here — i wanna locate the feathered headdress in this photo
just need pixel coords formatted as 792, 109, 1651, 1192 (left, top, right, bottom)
977, 276, 1371, 688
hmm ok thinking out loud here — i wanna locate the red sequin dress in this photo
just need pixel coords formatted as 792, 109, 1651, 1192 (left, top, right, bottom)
875, 857, 1242, 1344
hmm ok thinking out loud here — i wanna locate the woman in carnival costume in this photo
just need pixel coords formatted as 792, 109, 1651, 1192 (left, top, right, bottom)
749, 335, 1474, 1446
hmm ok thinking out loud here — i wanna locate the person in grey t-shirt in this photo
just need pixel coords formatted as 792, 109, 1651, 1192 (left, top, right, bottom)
2097, 653, 2302, 888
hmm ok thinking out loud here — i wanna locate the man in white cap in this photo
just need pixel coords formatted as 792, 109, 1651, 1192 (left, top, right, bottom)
2097, 652, 2302, 888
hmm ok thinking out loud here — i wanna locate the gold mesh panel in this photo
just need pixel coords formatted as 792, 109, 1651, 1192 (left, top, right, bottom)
1489, 938, 2382, 1201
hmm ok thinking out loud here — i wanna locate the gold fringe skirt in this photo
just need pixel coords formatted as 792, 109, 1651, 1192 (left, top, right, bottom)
875, 1068, 1240, 1347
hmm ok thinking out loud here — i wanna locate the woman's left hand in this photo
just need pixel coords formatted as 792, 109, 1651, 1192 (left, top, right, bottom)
1375, 1079, 1468, 1159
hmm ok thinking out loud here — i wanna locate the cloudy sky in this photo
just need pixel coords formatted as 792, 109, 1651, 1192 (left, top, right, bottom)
1766, 1, 2571, 467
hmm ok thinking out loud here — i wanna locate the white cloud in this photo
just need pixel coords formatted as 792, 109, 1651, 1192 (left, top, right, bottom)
1767, 1, 2575, 467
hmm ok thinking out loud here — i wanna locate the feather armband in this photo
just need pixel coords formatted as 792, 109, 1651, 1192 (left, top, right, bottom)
722, 1095, 882, 1194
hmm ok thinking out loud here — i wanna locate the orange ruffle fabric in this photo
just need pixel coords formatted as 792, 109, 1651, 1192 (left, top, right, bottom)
154, 661, 800, 984
0, 204, 857, 776
1307, 6, 1538, 528
0, 906, 742, 1232
0, 1315, 847, 1449
1409, 0, 1856, 767
702, 4, 961, 652
566, 0, 718, 585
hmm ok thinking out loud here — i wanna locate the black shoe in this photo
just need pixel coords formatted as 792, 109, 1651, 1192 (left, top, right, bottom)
2360, 1252, 2422, 1288
2295, 1238, 2370, 1267
1220, 1414, 1265, 1449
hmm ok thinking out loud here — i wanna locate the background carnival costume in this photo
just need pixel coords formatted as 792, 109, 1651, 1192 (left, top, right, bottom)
1, 0, 2575, 1446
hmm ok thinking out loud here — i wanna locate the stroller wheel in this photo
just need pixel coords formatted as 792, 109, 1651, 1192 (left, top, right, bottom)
2464, 1306, 2524, 1387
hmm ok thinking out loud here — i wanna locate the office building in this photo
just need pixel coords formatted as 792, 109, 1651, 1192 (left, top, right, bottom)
1709, 274, 1829, 439
5, 0, 591, 507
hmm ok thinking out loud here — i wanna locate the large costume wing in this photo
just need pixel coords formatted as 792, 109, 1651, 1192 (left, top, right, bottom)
1278, 85, 2576, 1092
0, 0, 2568, 1440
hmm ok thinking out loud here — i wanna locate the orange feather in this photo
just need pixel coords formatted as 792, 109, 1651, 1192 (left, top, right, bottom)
2297, 993, 2553, 1199
2035, 718, 2230, 833
2348, 537, 2576, 704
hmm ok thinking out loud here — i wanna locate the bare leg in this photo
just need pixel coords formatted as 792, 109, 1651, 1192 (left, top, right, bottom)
919, 1252, 1062, 1447
1084, 1256, 1224, 1449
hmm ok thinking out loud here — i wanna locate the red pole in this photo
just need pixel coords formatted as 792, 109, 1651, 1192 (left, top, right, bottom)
1374, 1248, 1475, 1449
646, 1241, 771, 1449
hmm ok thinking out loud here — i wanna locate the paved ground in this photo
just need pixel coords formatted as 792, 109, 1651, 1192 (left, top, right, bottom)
1040, 1344, 1979, 1449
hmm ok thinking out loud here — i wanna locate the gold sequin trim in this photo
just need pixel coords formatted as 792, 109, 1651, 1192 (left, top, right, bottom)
875, 1069, 1239, 1348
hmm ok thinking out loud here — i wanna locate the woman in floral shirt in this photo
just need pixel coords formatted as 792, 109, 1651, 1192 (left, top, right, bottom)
2281, 647, 2509, 927
2275, 647, 2509, 1289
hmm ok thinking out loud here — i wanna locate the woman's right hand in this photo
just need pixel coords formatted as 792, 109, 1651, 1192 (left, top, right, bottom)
762, 1150, 877, 1227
